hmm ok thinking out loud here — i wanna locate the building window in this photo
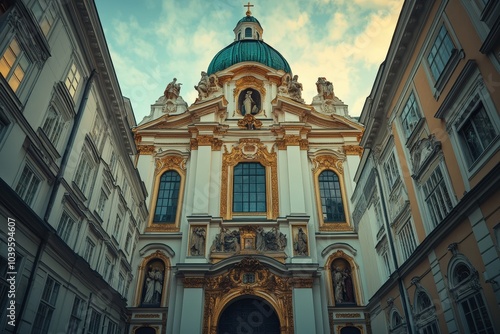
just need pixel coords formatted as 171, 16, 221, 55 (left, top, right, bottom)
31, 276, 60, 334
31, 0, 57, 37
57, 211, 75, 243
41, 107, 65, 147
233, 162, 266, 213
109, 151, 117, 175
245, 27, 252, 38
397, 220, 417, 262
0, 38, 29, 92
107, 319, 118, 334
74, 152, 93, 194
400, 92, 422, 139
153, 170, 181, 223
382, 251, 391, 277
97, 190, 107, 218
318, 170, 346, 222
68, 296, 84, 333
103, 257, 111, 280
422, 166, 453, 227
457, 101, 497, 165
91, 113, 105, 149
124, 233, 132, 253
414, 289, 440, 334
82, 237, 95, 264
383, 153, 401, 190
88, 308, 102, 334
118, 274, 124, 294
65, 62, 81, 99
427, 25, 455, 81
113, 215, 122, 241
15, 164, 41, 206
449, 259, 494, 334
374, 202, 384, 231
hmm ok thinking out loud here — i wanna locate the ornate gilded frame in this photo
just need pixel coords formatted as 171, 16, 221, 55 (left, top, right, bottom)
134, 250, 171, 307
325, 250, 363, 307
311, 155, 352, 231
146, 155, 187, 232
220, 140, 279, 219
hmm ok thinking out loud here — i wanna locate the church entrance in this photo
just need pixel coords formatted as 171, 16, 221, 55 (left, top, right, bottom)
217, 297, 281, 334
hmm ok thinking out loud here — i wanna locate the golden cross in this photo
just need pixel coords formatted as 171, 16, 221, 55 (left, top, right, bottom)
244, 2, 254, 16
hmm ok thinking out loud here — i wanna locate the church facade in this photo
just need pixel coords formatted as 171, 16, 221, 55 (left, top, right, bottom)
129, 9, 366, 334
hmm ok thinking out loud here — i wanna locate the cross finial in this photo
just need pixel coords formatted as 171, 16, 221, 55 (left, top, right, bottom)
244, 2, 254, 16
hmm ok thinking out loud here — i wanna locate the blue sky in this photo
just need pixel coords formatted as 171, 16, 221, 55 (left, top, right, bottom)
94, 0, 403, 122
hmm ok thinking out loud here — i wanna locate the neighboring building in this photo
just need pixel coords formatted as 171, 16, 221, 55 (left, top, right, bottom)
130, 8, 366, 334
352, 0, 500, 333
0, 1, 147, 334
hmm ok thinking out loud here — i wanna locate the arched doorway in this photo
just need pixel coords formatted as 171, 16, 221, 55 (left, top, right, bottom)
217, 296, 280, 334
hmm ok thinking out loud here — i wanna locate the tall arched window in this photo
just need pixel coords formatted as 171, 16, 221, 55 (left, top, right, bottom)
245, 27, 252, 38
413, 288, 440, 333
153, 170, 181, 223
449, 259, 494, 333
319, 170, 346, 222
233, 162, 266, 213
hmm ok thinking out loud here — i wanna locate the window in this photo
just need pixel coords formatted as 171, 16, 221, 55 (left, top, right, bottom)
74, 152, 93, 194
397, 220, 417, 261
400, 92, 422, 139
88, 308, 101, 334
103, 257, 111, 280
245, 27, 252, 38
233, 162, 266, 213
449, 259, 494, 334
107, 319, 118, 334
427, 25, 455, 81
0, 38, 29, 92
65, 62, 81, 99
109, 151, 117, 175
41, 107, 65, 147
31, 276, 60, 334
382, 251, 391, 277
91, 113, 105, 149
414, 289, 440, 334
113, 215, 122, 241
318, 170, 346, 222
374, 202, 384, 230
97, 190, 107, 217
118, 274, 124, 294
153, 170, 181, 223
125, 233, 132, 253
31, 0, 57, 37
57, 211, 75, 243
68, 296, 84, 333
383, 153, 400, 190
457, 101, 497, 165
15, 164, 41, 206
82, 237, 95, 264
422, 166, 453, 227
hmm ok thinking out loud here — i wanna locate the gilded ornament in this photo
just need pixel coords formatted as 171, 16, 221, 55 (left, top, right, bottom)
312, 155, 344, 175
138, 145, 155, 155
182, 277, 205, 288
237, 114, 262, 129
155, 156, 186, 174
343, 145, 363, 157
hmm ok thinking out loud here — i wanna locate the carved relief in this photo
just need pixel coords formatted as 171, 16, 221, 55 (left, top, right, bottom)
343, 145, 363, 157
292, 226, 309, 256
138, 145, 155, 155
237, 114, 263, 129
410, 133, 441, 178
190, 136, 223, 151
312, 155, 344, 175
189, 226, 206, 256
155, 156, 186, 174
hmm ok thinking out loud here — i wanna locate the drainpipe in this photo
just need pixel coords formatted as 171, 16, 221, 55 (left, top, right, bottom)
14, 71, 97, 332
373, 166, 415, 334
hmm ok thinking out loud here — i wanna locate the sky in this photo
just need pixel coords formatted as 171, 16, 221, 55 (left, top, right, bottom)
94, 0, 403, 123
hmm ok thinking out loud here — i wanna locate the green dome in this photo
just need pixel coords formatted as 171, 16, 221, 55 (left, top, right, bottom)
236, 16, 262, 28
207, 40, 292, 75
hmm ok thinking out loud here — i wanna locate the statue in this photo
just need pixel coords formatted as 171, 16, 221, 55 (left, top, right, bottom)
316, 77, 334, 100
194, 71, 209, 99
293, 227, 308, 256
287, 74, 303, 101
190, 227, 206, 256
241, 90, 259, 115
164, 78, 182, 100
142, 266, 164, 305
332, 264, 356, 304
333, 266, 345, 304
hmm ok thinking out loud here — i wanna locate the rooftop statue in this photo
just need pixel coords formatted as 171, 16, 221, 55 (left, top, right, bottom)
164, 77, 182, 100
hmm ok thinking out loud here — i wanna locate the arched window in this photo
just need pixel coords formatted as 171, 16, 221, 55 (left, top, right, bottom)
319, 170, 346, 222
245, 27, 252, 38
233, 162, 266, 213
153, 170, 181, 223
449, 259, 494, 333
389, 309, 406, 334
413, 288, 440, 333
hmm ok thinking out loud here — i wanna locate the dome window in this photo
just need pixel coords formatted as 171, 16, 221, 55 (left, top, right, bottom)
245, 27, 252, 38
238, 32, 241, 40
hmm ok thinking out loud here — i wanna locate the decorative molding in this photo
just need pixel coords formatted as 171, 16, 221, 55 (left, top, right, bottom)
312, 155, 344, 175
237, 114, 263, 129
190, 136, 223, 151
138, 145, 155, 155
182, 277, 205, 288
343, 145, 363, 157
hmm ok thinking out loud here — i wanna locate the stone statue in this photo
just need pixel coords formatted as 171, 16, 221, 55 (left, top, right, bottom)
143, 266, 164, 305
294, 227, 308, 256
241, 90, 259, 115
256, 227, 266, 251
190, 227, 206, 256
164, 78, 182, 100
210, 228, 240, 252
333, 266, 344, 304
287, 74, 303, 101
343, 267, 355, 303
316, 77, 334, 100
194, 71, 209, 99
